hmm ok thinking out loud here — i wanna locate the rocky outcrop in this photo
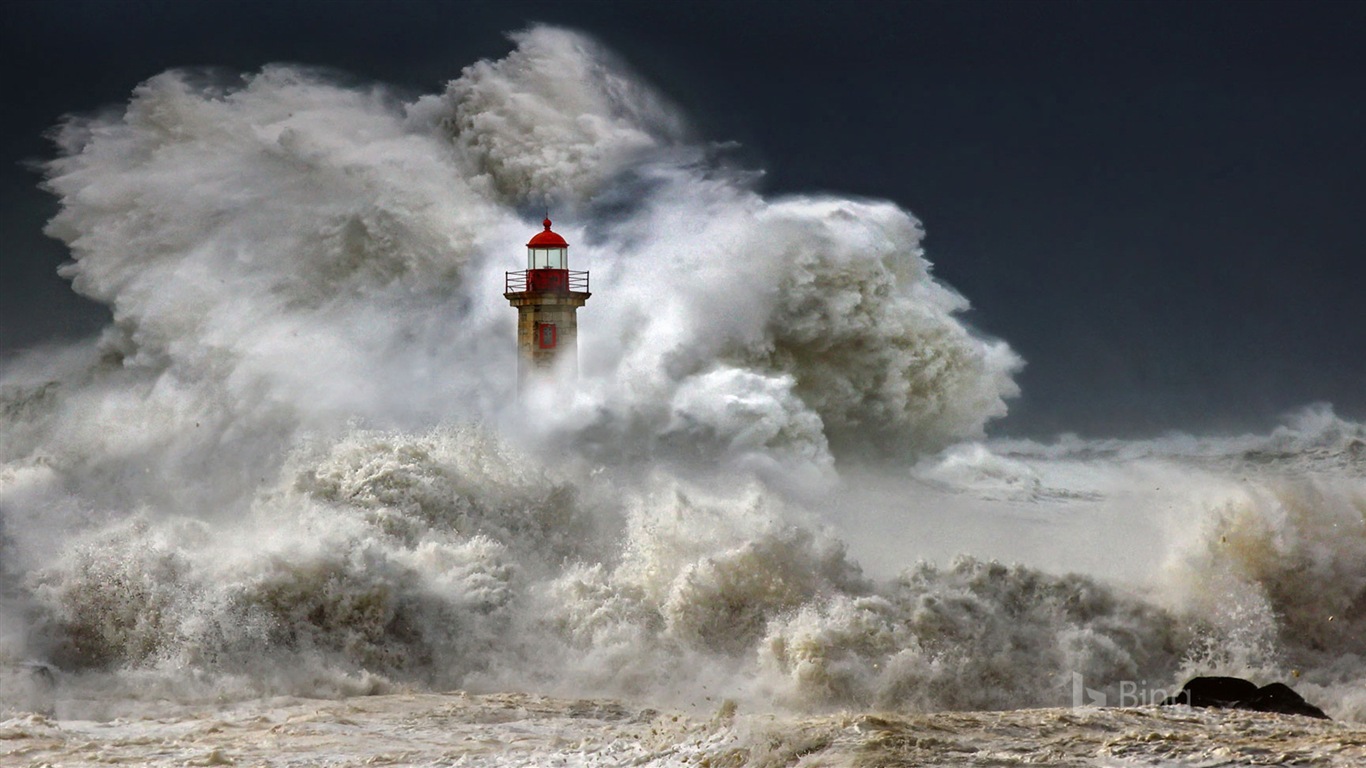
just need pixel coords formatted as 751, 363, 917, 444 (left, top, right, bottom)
1160, 676, 1329, 719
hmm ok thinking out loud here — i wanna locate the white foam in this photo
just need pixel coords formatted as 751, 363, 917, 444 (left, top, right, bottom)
2, 26, 1364, 727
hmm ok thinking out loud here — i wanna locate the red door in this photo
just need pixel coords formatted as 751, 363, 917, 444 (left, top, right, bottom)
538, 323, 557, 349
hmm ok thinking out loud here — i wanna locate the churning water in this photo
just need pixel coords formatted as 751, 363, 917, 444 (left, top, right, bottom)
2, 25, 1365, 766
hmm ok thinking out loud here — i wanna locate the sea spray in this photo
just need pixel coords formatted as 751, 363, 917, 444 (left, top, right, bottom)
1, 25, 1364, 725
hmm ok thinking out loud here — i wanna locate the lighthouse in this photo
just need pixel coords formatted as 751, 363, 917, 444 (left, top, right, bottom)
504, 218, 590, 389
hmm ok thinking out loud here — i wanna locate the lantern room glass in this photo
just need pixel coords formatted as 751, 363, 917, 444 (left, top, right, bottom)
528, 247, 567, 270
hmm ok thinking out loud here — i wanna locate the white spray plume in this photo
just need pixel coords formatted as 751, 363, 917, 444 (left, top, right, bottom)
422, 26, 689, 202
5, 25, 1364, 723
29, 23, 1021, 503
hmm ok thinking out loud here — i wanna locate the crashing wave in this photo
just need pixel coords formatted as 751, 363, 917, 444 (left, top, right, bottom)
1, 25, 1364, 724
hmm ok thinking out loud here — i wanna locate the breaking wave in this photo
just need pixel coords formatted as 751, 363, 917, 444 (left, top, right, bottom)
2, 25, 1364, 725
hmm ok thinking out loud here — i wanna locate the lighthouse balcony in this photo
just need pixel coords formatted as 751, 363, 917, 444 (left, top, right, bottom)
505, 269, 589, 294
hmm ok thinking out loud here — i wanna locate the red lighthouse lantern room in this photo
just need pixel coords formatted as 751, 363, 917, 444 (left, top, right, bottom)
504, 219, 591, 389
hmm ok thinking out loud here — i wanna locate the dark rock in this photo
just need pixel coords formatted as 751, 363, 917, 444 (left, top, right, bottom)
1160, 676, 1329, 720
1245, 682, 1331, 720
1160, 676, 1259, 708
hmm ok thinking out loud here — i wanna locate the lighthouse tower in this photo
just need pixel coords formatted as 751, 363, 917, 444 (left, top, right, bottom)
504, 218, 590, 389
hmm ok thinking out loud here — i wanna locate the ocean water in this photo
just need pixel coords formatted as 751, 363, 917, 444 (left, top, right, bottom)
3, 25, 1365, 766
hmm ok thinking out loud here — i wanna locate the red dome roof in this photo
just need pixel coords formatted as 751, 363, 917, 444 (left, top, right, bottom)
527, 218, 568, 248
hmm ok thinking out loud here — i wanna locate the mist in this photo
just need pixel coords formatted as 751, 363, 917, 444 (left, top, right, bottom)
2, 26, 1365, 722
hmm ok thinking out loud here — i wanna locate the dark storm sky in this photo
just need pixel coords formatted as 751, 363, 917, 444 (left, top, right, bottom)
2, 0, 1363, 438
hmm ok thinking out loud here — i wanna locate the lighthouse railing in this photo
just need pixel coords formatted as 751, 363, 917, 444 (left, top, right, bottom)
505, 269, 589, 294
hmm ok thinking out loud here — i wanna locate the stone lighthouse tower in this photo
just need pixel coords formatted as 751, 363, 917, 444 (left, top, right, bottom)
504, 218, 590, 389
